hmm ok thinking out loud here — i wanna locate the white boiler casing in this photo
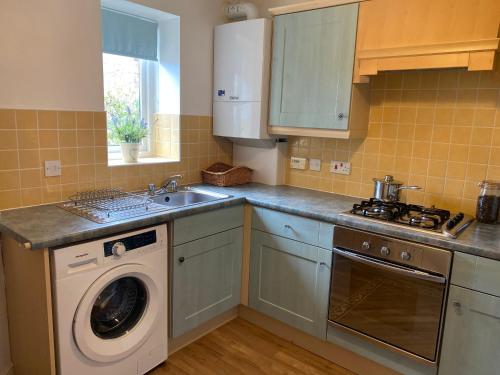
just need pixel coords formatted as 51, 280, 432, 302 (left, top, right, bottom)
213, 18, 271, 139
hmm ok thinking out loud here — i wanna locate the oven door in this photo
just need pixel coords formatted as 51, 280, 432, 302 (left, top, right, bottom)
328, 247, 447, 362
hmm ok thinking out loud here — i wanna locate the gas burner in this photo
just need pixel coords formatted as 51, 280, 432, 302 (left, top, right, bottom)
347, 198, 474, 238
362, 206, 396, 220
351, 198, 407, 221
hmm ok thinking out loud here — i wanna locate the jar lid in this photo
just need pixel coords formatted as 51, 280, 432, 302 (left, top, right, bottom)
373, 175, 403, 185
478, 180, 500, 188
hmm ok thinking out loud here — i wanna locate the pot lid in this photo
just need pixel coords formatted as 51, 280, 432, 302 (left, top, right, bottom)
372, 175, 403, 185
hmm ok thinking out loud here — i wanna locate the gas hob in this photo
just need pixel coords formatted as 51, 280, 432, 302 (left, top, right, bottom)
344, 198, 474, 238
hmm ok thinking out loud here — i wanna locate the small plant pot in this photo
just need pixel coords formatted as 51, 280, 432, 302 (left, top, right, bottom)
120, 143, 140, 163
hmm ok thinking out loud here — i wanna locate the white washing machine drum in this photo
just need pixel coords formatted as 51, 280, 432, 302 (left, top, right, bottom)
73, 264, 160, 363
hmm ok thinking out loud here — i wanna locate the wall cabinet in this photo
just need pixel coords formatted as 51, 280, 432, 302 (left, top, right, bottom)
171, 206, 243, 338
439, 286, 500, 375
249, 230, 331, 339
268, 3, 369, 139
356, 0, 500, 81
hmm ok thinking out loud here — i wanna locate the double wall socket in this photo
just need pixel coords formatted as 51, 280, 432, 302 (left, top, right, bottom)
330, 161, 351, 175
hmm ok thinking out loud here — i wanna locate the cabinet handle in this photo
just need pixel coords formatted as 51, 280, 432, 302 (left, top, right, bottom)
178, 256, 185, 263
284, 224, 293, 231
337, 113, 348, 120
452, 300, 462, 312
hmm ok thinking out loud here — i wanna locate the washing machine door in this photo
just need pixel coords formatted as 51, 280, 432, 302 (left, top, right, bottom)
73, 264, 160, 363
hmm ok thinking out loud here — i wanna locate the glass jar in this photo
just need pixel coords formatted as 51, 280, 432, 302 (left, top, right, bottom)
476, 180, 500, 224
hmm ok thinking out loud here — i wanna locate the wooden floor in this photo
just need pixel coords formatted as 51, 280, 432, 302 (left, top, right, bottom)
151, 318, 355, 375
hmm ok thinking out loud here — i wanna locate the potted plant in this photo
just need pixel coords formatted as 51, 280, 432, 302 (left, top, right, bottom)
108, 106, 148, 163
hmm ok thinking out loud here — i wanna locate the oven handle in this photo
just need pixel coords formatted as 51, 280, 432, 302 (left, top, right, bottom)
333, 247, 447, 284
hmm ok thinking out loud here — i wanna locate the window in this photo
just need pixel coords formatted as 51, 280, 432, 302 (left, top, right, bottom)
101, 7, 159, 161
103, 53, 158, 159
101, 2, 180, 165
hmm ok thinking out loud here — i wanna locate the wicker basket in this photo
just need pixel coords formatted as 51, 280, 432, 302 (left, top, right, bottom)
201, 163, 252, 186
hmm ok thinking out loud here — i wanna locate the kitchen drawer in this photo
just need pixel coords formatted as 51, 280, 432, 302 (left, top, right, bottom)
451, 252, 500, 297
173, 205, 244, 245
252, 207, 333, 249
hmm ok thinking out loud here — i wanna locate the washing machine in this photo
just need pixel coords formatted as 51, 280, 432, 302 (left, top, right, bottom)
51, 225, 168, 375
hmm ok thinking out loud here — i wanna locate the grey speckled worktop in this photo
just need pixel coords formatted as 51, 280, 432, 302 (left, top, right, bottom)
0, 183, 499, 261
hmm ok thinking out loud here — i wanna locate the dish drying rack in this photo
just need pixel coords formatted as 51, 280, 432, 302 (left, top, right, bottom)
58, 188, 166, 223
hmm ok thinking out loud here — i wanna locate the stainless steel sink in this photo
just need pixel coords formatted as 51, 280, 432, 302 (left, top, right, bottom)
148, 188, 230, 208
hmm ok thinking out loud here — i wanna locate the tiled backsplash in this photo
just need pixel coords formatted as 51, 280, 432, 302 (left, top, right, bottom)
0, 110, 232, 210
287, 63, 500, 215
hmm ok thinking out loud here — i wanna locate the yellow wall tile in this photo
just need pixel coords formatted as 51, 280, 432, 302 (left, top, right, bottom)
38, 111, 57, 129
58, 111, 76, 129
0, 190, 21, 210
285, 64, 500, 215
39, 130, 58, 149
0, 171, 20, 190
15, 149, 36, 172
15, 110, 37, 129
17, 130, 39, 149
20, 169, 41, 188
0, 130, 18, 150
0, 110, 16, 129
0, 150, 19, 170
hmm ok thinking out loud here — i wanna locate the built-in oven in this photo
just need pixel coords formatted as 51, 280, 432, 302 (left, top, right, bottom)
328, 226, 452, 365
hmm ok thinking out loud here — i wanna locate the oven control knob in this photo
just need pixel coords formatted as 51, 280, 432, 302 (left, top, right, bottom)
380, 246, 390, 256
112, 242, 126, 257
401, 251, 411, 261
362, 241, 370, 251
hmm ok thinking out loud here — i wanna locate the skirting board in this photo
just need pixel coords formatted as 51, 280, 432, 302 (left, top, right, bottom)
238, 305, 399, 375
168, 307, 238, 354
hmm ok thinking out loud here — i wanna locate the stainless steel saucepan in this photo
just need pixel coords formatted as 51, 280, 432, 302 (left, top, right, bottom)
373, 175, 421, 202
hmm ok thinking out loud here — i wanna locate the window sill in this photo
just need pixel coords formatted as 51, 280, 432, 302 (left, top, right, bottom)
108, 156, 179, 167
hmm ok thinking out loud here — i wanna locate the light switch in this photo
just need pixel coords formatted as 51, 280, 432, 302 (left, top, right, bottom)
309, 159, 321, 171
45, 160, 61, 177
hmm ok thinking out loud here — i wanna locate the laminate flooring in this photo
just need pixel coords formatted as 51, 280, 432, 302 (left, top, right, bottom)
151, 318, 355, 375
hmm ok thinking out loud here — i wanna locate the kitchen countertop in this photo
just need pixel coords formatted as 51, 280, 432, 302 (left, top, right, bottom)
0, 183, 499, 261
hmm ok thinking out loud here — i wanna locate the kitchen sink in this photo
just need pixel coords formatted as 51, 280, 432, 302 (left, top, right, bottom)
148, 188, 230, 208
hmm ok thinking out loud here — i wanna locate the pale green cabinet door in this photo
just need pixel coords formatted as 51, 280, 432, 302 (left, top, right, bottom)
249, 230, 332, 339
171, 228, 243, 337
439, 285, 500, 375
269, 4, 358, 130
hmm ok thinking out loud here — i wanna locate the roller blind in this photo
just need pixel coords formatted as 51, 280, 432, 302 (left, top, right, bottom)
101, 8, 158, 61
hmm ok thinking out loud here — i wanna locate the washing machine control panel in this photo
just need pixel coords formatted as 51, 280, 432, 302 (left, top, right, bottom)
104, 230, 157, 257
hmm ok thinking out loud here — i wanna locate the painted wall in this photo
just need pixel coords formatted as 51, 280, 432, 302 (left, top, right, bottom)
0, 0, 105, 112
0, 0, 226, 115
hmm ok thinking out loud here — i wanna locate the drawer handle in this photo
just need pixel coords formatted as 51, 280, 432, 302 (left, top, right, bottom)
284, 224, 293, 231
178, 256, 185, 263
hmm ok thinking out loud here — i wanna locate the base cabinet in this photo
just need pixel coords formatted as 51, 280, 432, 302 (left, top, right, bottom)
439, 285, 500, 375
171, 228, 243, 337
249, 230, 331, 339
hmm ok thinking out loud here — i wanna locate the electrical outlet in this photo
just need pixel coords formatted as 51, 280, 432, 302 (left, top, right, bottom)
290, 157, 307, 170
309, 159, 321, 171
44, 160, 61, 177
330, 161, 351, 175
